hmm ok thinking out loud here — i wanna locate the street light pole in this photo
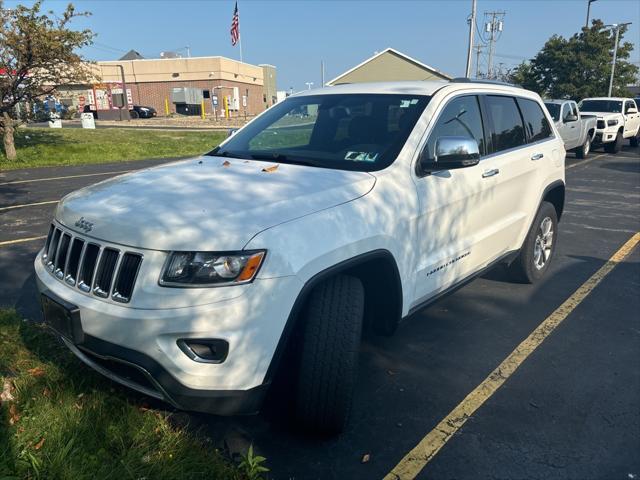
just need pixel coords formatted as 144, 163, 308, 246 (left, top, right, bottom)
604, 22, 632, 97
585, 0, 598, 29
465, 0, 477, 78
305, 82, 314, 90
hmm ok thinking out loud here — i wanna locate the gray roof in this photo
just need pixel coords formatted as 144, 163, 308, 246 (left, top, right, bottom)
119, 50, 145, 61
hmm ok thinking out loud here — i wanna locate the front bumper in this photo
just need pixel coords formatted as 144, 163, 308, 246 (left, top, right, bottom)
35, 255, 302, 415
593, 129, 617, 144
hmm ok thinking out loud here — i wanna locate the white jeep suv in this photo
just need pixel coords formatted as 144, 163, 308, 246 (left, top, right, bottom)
35, 80, 565, 434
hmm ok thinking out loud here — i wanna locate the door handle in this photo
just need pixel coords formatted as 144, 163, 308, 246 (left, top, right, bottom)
482, 168, 500, 178
531, 153, 544, 161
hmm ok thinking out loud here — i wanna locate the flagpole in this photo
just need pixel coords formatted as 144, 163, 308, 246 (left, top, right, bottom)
238, 0, 243, 63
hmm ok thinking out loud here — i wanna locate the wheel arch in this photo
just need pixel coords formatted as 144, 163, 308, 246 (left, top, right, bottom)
263, 249, 403, 384
541, 180, 565, 221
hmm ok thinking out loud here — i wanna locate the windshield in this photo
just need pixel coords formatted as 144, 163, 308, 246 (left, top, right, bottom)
208, 93, 431, 172
579, 100, 623, 113
544, 103, 561, 121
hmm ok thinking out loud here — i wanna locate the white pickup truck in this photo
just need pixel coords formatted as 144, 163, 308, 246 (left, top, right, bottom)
544, 100, 597, 158
578, 97, 640, 153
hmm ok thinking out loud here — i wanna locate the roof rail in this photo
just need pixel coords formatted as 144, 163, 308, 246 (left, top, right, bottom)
449, 77, 521, 88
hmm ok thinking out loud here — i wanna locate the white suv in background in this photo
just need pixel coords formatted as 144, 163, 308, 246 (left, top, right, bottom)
35, 80, 565, 434
579, 97, 640, 152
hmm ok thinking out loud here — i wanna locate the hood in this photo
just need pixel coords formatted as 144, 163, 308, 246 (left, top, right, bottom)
579, 111, 621, 119
56, 156, 376, 251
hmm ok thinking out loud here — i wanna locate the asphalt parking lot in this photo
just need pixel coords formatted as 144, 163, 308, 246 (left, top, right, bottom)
1, 146, 639, 479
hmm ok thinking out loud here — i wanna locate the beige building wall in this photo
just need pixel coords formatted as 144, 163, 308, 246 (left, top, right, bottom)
260, 64, 277, 108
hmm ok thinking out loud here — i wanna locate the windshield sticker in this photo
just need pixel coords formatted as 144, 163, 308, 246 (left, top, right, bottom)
345, 151, 379, 162
400, 99, 421, 108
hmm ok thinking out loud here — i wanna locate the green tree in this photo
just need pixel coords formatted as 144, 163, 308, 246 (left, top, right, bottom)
0, 1, 94, 161
510, 19, 638, 100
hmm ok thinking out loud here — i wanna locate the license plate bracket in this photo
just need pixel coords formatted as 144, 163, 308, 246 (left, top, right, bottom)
41, 292, 84, 344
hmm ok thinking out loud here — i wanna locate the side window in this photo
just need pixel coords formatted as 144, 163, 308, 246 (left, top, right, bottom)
561, 103, 572, 122
517, 98, 553, 143
485, 95, 526, 152
424, 95, 485, 160
625, 101, 635, 114
571, 103, 579, 117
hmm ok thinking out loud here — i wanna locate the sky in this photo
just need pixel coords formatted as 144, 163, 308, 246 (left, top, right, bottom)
7, 0, 640, 91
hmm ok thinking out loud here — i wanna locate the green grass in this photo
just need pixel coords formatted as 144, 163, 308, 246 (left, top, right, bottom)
1, 128, 226, 170
0, 309, 246, 480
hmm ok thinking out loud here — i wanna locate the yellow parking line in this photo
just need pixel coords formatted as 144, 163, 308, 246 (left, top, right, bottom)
0, 200, 58, 212
0, 169, 132, 186
384, 232, 640, 480
0, 235, 47, 248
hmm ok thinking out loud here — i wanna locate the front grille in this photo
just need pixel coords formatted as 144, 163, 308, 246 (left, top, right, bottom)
43, 224, 143, 303
597, 119, 605, 129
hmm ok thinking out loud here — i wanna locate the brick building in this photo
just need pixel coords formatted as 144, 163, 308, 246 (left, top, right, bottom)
58, 56, 275, 118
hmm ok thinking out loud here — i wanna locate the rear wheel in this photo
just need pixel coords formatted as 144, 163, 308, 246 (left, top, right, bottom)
575, 137, 590, 159
129, 110, 139, 119
508, 201, 558, 284
604, 131, 623, 154
294, 274, 364, 435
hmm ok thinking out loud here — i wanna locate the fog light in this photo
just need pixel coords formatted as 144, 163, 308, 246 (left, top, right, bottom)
178, 339, 229, 363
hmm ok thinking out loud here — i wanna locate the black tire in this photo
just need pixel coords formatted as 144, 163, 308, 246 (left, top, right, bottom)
575, 137, 590, 159
508, 201, 558, 284
295, 274, 364, 434
129, 110, 139, 119
604, 131, 623, 154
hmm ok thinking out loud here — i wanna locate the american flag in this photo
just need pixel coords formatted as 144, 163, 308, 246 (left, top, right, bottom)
230, 2, 240, 46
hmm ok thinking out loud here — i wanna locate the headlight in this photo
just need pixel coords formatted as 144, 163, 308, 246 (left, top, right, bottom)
159, 250, 266, 287
607, 119, 618, 126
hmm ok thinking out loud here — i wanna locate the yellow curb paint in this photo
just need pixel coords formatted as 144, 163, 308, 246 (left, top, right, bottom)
384, 232, 640, 480
0, 235, 47, 248
0, 200, 58, 212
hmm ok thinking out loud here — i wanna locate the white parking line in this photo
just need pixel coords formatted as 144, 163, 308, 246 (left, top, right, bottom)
0, 200, 58, 212
566, 153, 607, 170
0, 169, 132, 186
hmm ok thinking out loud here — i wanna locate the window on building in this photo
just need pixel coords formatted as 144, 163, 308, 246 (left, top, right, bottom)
485, 95, 526, 153
203, 90, 210, 99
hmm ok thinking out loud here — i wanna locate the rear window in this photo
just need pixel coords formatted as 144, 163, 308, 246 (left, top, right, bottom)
518, 98, 552, 143
210, 93, 431, 172
485, 96, 526, 153
579, 100, 622, 113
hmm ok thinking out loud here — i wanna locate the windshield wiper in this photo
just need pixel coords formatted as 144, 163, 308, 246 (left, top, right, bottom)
250, 153, 321, 167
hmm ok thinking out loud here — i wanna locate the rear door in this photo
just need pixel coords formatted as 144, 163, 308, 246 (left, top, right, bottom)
476, 94, 550, 257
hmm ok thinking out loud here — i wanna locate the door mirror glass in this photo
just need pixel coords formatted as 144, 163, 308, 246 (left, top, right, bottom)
564, 114, 578, 122
420, 136, 480, 172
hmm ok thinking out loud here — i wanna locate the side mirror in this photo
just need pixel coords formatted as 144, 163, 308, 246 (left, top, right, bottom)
565, 114, 578, 122
626, 107, 638, 114
227, 128, 239, 137
420, 136, 480, 173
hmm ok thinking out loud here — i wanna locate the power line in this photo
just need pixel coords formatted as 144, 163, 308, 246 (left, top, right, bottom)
482, 11, 506, 79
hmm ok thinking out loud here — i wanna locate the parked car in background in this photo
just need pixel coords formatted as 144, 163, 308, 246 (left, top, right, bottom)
130, 105, 157, 119
578, 98, 640, 153
35, 80, 565, 434
544, 100, 596, 158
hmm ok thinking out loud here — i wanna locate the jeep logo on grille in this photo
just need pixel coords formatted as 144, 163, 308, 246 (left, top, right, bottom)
75, 217, 94, 233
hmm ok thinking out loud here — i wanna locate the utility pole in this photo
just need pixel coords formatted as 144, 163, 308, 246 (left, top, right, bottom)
474, 45, 483, 78
483, 11, 505, 79
465, 0, 477, 78
585, 0, 598, 29
604, 22, 632, 97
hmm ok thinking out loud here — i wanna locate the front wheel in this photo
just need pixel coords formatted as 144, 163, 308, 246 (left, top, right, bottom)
508, 201, 558, 284
575, 137, 590, 159
604, 131, 623, 154
294, 274, 364, 434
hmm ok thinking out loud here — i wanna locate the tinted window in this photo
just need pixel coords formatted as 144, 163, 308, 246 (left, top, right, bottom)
212, 94, 430, 172
624, 101, 635, 113
485, 96, 526, 152
579, 100, 623, 113
518, 98, 552, 142
424, 95, 485, 160
545, 103, 560, 121
562, 103, 572, 121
